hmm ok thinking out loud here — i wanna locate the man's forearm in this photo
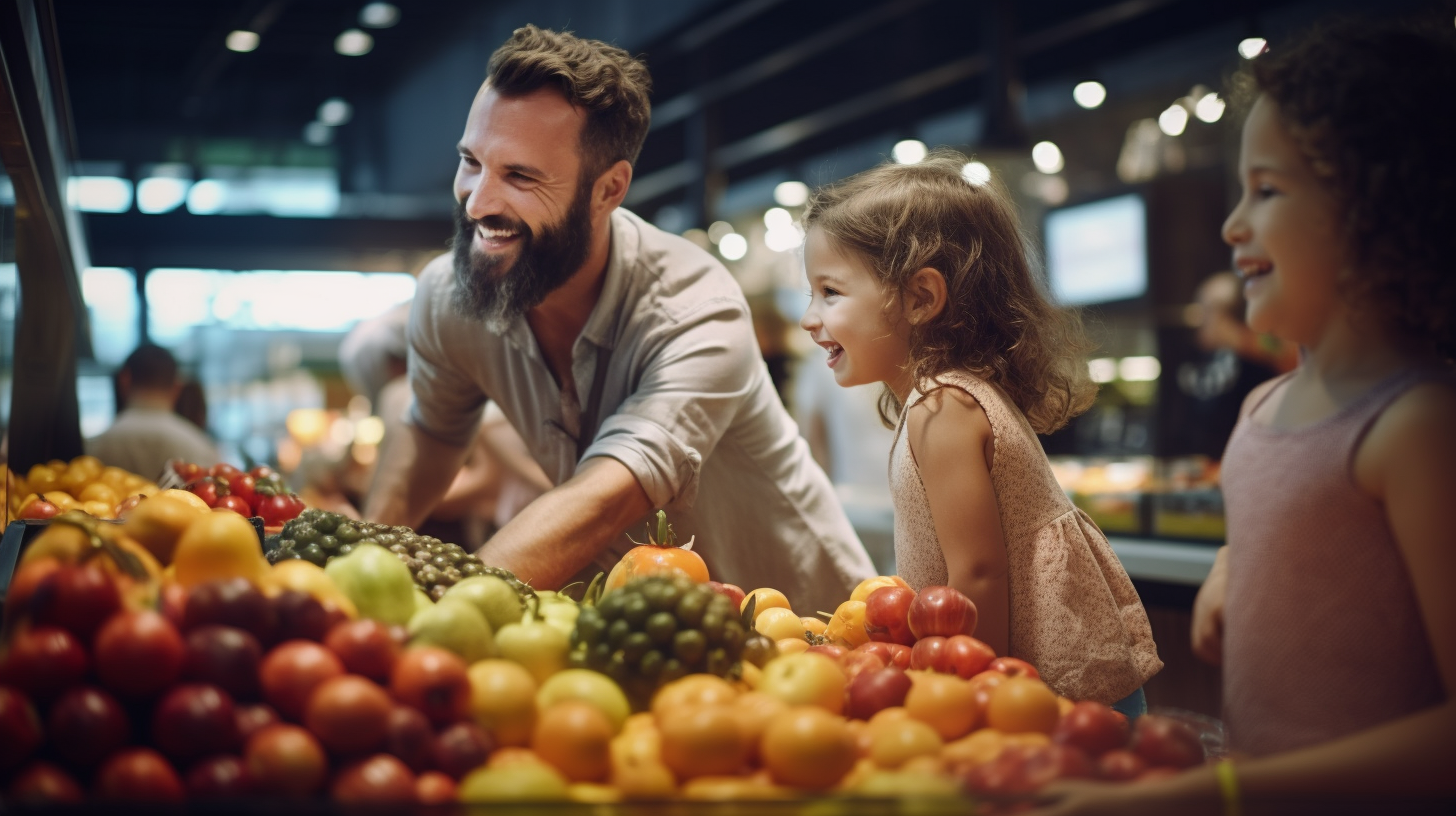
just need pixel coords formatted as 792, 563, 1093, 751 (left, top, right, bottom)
364, 423, 470, 528
476, 456, 653, 589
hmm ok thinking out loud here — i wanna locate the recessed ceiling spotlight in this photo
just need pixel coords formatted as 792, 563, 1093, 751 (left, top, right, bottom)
1072, 81, 1106, 109
226, 30, 260, 53
335, 29, 374, 57
359, 2, 400, 28
318, 98, 352, 126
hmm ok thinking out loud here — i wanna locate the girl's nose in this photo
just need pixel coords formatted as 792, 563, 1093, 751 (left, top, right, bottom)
1222, 202, 1249, 246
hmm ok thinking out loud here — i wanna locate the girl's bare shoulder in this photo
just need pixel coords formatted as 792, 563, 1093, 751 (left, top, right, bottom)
1355, 378, 1456, 497
906, 384, 993, 456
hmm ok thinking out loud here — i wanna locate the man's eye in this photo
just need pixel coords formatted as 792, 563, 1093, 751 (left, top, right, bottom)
459, 155, 479, 166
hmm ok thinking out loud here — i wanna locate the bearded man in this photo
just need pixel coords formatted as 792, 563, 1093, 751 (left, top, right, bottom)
364, 26, 873, 613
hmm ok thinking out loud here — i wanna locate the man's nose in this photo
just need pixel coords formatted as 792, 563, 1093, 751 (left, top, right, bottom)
462, 173, 507, 221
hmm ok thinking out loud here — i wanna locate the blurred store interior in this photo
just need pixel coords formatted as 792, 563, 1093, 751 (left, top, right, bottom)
0, 0, 1428, 715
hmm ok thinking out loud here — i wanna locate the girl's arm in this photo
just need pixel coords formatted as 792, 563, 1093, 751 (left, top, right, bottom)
1036, 382, 1456, 814
906, 387, 1010, 656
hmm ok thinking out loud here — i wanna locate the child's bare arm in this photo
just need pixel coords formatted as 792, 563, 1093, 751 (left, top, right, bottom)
906, 387, 1010, 657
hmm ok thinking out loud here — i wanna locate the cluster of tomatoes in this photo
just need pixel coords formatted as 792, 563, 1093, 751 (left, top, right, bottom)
171, 461, 304, 528
0, 560, 492, 804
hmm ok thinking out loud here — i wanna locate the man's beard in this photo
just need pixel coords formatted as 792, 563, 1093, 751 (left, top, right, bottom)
450, 180, 593, 333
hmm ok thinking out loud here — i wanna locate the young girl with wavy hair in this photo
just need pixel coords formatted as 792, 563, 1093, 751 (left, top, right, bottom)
800, 150, 1161, 712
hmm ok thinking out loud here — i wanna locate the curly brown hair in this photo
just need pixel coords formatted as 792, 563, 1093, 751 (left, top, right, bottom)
804, 150, 1098, 433
1235, 13, 1456, 359
488, 25, 653, 178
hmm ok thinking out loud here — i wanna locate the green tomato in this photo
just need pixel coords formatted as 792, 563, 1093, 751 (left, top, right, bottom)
444, 575, 524, 632
537, 599, 580, 637
408, 597, 495, 663
324, 543, 417, 626
495, 619, 571, 685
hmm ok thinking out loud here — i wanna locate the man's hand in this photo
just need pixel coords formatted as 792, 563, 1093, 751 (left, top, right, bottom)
1191, 545, 1229, 666
476, 456, 653, 589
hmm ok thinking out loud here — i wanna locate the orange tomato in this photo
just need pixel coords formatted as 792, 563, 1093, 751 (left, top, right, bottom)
760, 707, 857, 790
659, 705, 748, 780
604, 546, 709, 591
904, 672, 978, 740
984, 677, 1060, 735
531, 701, 614, 783
866, 717, 943, 769
824, 600, 870, 648
733, 691, 788, 764
651, 675, 738, 720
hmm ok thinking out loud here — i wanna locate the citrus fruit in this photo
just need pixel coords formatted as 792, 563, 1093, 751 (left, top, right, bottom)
467, 660, 537, 746
171, 510, 268, 587
985, 677, 1060, 734
659, 705, 747, 780
531, 701, 614, 783
761, 706, 857, 790
904, 672, 977, 740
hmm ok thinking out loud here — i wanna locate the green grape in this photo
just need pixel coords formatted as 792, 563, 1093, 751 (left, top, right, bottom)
622, 593, 651, 627
597, 593, 626, 621
674, 591, 708, 627
706, 647, 731, 677
334, 523, 361, 544
607, 619, 632, 649
622, 632, 652, 664
673, 630, 707, 666
644, 612, 677, 645
638, 650, 664, 679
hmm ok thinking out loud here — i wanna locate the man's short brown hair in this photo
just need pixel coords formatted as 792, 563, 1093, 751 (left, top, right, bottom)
487, 25, 652, 179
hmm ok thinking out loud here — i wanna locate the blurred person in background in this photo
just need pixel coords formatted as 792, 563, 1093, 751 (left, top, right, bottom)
173, 380, 208, 432
1176, 271, 1298, 457
339, 301, 549, 548
87, 344, 218, 481
747, 293, 793, 405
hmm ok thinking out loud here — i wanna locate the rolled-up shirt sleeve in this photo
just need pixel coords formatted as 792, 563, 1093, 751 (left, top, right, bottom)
581, 295, 759, 509
405, 265, 487, 448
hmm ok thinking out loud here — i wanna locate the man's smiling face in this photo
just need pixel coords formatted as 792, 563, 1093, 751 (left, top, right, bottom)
450, 84, 595, 331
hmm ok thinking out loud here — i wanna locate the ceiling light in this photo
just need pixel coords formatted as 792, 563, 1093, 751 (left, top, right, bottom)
335, 29, 374, 57
718, 233, 748, 260
1158, 103, 1189, 136
1238, 37, 1268, 59
304, 122, 333, 146
1194, 92, 1226, 123
1119, 356, 1161, 382
892, 139, 927, 165
1031, 141, 1064, 174
773, 180, 809, 207
707, 221, 734, 244
961, 161, 992, 186
1088, 358, 1117, 383
764, 226, 804, 252
226, 30, 260, 53
67, 177, 133, 213
318, 98, 352, 126
763, 207, 793, 231
186, 180, 227, 215
1072, 81, 1106, 109
136, 177, 191, 214
359, 2, 400, 28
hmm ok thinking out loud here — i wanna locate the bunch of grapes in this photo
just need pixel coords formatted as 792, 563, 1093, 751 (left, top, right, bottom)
570, 576, 746, 707
265, 509, 529, 601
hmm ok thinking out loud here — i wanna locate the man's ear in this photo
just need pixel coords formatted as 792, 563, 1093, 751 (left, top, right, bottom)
905, 267, 948, 326
593, 159, 633, 216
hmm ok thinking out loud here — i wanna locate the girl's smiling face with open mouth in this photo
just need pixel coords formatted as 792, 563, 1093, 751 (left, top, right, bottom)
800, 227, 911, 391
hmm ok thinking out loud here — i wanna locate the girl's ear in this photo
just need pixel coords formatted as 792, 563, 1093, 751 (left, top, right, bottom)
905, 267, 948, 326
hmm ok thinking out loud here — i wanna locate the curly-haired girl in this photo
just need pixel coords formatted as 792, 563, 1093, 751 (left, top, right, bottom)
800, 150, 1161, 711
1042, 12, 1456, 814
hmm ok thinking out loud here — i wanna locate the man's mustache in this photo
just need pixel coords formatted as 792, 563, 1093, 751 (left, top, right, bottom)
459, 210, 532, 241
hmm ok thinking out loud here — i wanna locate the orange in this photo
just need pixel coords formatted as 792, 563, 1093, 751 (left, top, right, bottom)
468, 660, 538, 747
78, 482, 120, 508
733, 691, 787, 763
866, 717, 943, 769
740, 588, 791, 616
651, 674, 738, 721
171, 509, 269, 587
985, 677, 1060, 734
659, 705, 747, 780
760, 706, 857, 790
904, 672, 977, 740
754, 607, 806, 641
531, 701, 614, 783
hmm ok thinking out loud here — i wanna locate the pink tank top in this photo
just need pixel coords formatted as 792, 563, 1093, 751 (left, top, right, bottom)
1221, 368, 1447, 756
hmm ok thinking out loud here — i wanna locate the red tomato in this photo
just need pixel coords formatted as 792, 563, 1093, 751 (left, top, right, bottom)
303, 675, 393, 755
325, 619, 401, 683
331, 754, 418, 803
0, 687, 43, 771
224, 473, 257, 507
93, 610, 186, 698
16, 497, 59, 520
186, 754, 257, 798
6, 761, 85, 803
211, 463, 244, 481
170, 460, 206, 482
255, 494, 296, 527
1054, 701, 1130, 756
216, 494, 252, 516
48, 686, 131, 769
94, 748, 185, 802
259, 640, 345, 720
389, 647, 471, 727
0, 627, 88, 703
416, 770, 458, 804
249, 465, 277, 481
186, 478, 221, 508
246, 724, 328, 798
2, 558, 62, 621
988, 656, 1041, 680
909, 635, 995, 679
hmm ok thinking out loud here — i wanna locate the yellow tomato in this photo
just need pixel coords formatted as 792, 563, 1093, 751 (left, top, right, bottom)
26, 464, 60, 495
81, 501, 115, 518
741, 587, 791, 616
850, 576, 901, 603
43, 492, 79, 512
171, 510, 269, 587
801, 616, 828, 636
79, 482, 120, 507
824, 600, 870, 648
755, 607, 807, 641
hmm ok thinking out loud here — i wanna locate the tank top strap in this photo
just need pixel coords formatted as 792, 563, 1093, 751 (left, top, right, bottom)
1343, 367, 1456, 476
1242, 370, 1296, 421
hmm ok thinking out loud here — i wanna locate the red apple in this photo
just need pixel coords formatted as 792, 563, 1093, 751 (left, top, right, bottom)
416, 770, 458, 804
28, 563, 121, 643
988, 656, 1040, 680
864, 586, 917, 645
93, 610, 186, 698
47, 686, 130, 769
6, 761, 85, 803
185, 578, 277, 643
845, 666, 913, 720
1095, 748, 1147, 781
325, 619, 401, 683
1132, 715, 1204, 769
183, 625, 263, 700
0, 626, 88, 703
186, 754, 257, 798
245, 724, 328, 798
384, 705, 437, 773
331, 754, 417, 803
304, 675, 393, 755
906, 586, 977, 640
270, 590, 330, 644
434, 721, 494, 779
94, 748, 185, 802
259, 640, 345, 720
0, 686, 43, 771
806, 643, 848, 662
235, 702, 281, 742
854, 641, 912, 670
839, 650, 886, 682
706, 581, 746, 609
1054, 701, 1129, 756
152, 684, 240, 763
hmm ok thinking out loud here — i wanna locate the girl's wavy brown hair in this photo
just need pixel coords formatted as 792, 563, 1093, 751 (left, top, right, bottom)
1233, 13, 1456, 359
804, 150, 1097, 433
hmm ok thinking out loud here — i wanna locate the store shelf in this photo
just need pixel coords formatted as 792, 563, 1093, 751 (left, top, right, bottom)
1108, 537, 1219, 586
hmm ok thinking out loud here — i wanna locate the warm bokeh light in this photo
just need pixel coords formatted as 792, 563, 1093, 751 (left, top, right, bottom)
335, 29, 374, 56
1031, 141, 1064, 174
718, 233, 748, 260
1088, 358, 1117, 384
961, 161, 992, 186
892, 139, 927, 165
774, 181, 809, 207
763, 207, 793, 230
1072, 81, 1106, 109
1194, 93, 1225, 123
707, 221, 734, 244
1158, 104, 1189, 136
226, 30, 259, 53
1238, 37, 1268, 59
1118, 356, 1162, 382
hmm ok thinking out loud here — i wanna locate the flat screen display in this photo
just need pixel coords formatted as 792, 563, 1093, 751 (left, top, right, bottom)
1044, 193, 1147, 306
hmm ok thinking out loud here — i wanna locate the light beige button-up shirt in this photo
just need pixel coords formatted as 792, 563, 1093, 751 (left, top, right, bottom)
405, 208, 874, 613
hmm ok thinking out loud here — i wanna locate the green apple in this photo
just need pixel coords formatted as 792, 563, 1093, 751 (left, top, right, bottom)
533, 591, 580, 637
408, 597, 495, 663
414, 587, 433, 614
495, 616, 570, 685
324, 543, 417, 626
536, 669, 630, 733
444, 576, 523, 632
458, 762, 569, 801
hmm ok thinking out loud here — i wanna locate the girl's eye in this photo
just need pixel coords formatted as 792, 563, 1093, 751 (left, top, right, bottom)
1255, 184, 1278, 199
822, 287, 841, 298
